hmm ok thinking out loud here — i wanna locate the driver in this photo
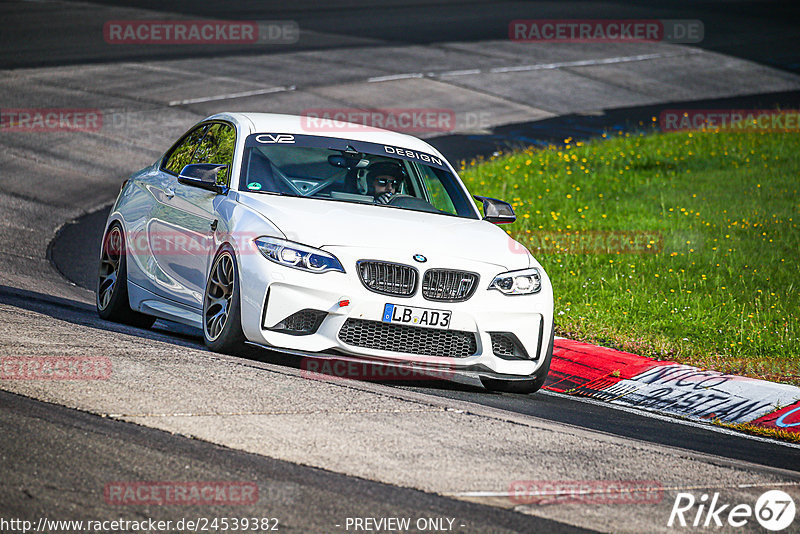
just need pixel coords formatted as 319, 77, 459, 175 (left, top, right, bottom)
365, 162, 404, 204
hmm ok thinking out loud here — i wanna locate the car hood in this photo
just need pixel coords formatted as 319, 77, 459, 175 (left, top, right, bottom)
237, 193, 531, 270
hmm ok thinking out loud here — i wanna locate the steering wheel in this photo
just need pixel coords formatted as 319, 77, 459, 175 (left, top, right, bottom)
386, 194, 415, 205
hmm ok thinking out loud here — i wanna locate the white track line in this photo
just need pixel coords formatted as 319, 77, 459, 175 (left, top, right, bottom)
169, 51, 695, 105
487, 52, 682, 74
168, 85, 295, 106
452, 481, 800, 499
437, 68, 482, 77
367, 73, 425, 82
368, 51, 696, 81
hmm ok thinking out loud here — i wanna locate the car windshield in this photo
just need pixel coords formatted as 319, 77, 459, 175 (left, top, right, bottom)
239, 133, 479, 219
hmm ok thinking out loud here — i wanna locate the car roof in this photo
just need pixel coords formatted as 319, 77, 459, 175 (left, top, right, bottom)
207, 112, 450, 162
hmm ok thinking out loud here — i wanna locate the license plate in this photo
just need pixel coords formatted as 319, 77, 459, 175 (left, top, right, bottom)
382, 303, 452, 329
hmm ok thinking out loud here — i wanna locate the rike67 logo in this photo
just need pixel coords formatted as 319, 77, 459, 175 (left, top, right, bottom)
668, 490, 796, 531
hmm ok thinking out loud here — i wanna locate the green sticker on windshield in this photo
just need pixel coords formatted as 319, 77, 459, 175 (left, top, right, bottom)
247, 182, 262, 191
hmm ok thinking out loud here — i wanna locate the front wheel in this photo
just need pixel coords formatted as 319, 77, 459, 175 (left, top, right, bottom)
481, 328, 554, 394
96, 223, 156, 329
203, 247, 246, 354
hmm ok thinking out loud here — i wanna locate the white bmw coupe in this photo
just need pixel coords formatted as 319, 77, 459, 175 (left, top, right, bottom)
97, 113, 554, 393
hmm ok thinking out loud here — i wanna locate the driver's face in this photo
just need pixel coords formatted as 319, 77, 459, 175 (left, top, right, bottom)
372, 175, 399, 195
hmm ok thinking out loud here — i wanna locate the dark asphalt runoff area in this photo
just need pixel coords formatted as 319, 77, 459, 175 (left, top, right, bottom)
4, 0, 799, 72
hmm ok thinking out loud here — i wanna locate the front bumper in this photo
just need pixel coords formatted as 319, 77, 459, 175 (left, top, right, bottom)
238, 247, 553, 379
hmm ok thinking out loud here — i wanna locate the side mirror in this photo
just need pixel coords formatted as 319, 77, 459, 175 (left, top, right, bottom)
474, 195, 516, 224
178, 163, 229, 194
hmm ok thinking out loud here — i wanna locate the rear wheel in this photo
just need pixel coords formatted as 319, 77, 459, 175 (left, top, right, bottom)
481, 328, 554, 394
203, 247, 246, 354
96, 223, 156, 328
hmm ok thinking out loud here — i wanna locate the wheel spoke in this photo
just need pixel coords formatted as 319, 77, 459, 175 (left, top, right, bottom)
208, 310, 226, 337
99, 278, 114, 308
210, 273, 228, 296
206, 295, 228, 311
98, 228, 123, 311
99, 271, 117, 291
204, 252, 235, 341
224, 258, 233, 284
208, 315, 219, 337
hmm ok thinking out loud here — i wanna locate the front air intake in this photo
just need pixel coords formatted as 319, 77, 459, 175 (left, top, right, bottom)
338, 319, 478, 358
268, 309, 327, 336
489, 332, 531, 360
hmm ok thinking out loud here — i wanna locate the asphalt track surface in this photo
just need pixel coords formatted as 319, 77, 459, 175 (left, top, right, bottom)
1, 389, 587, 533
4, 1, 800, 532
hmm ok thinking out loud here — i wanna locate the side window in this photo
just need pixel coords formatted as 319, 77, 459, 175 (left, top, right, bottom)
418, 165, 458, 215
162, 125, 208, 175
192, 123, 236, 185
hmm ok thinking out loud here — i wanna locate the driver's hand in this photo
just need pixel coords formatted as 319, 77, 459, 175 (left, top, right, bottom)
375, 192, 394, 204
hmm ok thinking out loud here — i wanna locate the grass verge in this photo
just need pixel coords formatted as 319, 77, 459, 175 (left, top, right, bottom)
460, 129, 799, 386
711, 420, 800, 444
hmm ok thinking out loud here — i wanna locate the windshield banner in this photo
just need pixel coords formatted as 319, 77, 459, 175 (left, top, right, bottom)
245, 133, 449, 170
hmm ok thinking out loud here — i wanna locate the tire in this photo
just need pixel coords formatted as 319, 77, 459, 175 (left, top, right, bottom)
96, 223, 156, 329
203, 247, 247, 354
481, 327, 555, 394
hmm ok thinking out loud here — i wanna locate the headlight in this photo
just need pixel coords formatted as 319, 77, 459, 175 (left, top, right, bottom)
254, 237, 345, 274
488, 267, 541, 295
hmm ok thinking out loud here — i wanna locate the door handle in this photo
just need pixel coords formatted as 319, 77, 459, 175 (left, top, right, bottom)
164, 187, 175, 198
